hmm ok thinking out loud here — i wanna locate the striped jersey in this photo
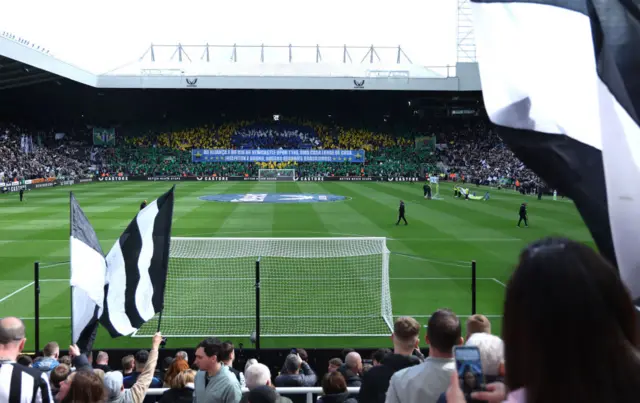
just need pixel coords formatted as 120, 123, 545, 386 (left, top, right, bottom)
0, 361, 53, 403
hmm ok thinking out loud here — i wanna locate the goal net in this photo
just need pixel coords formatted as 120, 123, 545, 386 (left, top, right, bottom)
135, 237, 393, 337
258, 169, 296, 181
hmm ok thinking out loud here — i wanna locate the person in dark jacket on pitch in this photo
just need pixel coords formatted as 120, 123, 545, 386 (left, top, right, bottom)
274, 353, 317, 387
358, 317, 422, 403
337, 352, 363, 387
318, 372, 358, 403
517, 203, 528, 227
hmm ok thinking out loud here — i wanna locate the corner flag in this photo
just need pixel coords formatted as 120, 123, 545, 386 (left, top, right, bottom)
471, 0, 640, 301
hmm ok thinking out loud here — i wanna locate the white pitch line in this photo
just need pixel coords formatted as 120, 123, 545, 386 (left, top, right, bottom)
0, 282, 34, 303
492, 278, 507, 287
39, 262, 69, 269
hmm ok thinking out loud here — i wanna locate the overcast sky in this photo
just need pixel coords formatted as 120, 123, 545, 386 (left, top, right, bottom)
0, 0, 458, 74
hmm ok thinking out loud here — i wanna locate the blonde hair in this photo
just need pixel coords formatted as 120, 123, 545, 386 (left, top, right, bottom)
171, 369, 196, 389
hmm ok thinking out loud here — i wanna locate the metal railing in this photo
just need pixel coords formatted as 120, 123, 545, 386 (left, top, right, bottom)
143, 386, 360, 403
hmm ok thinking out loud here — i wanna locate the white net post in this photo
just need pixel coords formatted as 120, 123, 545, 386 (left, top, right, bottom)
258, 169, 296, 181
135, 237, 393, 338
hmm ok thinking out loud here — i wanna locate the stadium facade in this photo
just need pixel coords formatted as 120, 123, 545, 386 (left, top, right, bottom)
0, 37, 481, 91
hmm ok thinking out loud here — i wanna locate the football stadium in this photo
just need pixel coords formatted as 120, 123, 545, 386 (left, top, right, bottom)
1, 1, 639, 402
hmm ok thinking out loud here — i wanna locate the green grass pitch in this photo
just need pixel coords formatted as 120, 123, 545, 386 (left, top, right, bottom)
0, 181, 593, 351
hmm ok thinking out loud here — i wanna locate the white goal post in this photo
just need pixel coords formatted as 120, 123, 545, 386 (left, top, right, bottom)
258, 169, 296, 181
135, 237, 393, 338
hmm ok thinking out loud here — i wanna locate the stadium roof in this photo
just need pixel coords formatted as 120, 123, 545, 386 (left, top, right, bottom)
0, 55, 63, 90
0, 0, 481, 91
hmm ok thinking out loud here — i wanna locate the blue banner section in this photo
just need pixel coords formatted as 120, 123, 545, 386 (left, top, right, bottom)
191, 149, 365, 163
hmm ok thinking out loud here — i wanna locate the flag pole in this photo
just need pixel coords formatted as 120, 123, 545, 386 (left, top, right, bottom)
69, 192, 74, 346
154, 185, 176, 337
156, 311, 163, 333
34, 261, 40, 355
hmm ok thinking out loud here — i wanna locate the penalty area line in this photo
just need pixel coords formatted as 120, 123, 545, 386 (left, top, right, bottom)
0, 282, 34, 303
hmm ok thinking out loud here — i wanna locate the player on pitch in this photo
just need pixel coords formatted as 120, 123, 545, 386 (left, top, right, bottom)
396, 200, 408, 225
140, 199, 148, 211
517, 202, 529, 227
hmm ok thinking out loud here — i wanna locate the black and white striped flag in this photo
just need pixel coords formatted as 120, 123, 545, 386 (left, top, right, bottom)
70, 192, 106, 352
470, 0, 640, 302
70, 186, 175, 349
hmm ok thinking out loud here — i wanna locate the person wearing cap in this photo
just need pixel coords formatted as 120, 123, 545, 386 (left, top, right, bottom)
140, 200, 148, 211
103, 333, 162, 403
517, 203, 528, 227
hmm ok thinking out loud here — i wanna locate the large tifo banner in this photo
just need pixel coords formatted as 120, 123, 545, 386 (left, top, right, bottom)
192, 149, 366, 163
93, 128, 116, 146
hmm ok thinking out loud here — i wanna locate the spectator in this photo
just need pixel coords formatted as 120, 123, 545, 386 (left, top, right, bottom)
103, 333, 163, 403
386, 309, 461, 403
59, 355, 72, 366
94, 368, 106, 383
437, 332, 505, 403
340, 349, 354, 361
241, 363, 292, 403
193, 337, 242, 403
159, 369, 196, 403
0, 317, 53, 402
123, 349, 163, 390
465, 333, 504, 381
362, 364, 373, 374
327, 358, 342, 373
274, 353, 317, 387
50, 364, 71, 395
17, 354, 32, 367
447, 237, 640, 403
295, 349, 309, 363
244, 359, 258, 373
33, 341, 60, 375
122, 355, 135, 375
465, 314, 491, 340
247, 385, 279, 403
337, 352, 362, 387
371, 349, 391, 366
161, 356, 174, 376
58, 370, 106, 403
164, 357, 190, 387
318, 372, 357, 403
176, 350, 189, 363
359, 316, 423, 403
94, 350, 112, 372
220, 341, 245, 388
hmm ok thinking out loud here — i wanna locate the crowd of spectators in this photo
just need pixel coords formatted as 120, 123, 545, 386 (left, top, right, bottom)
0, 124, 92, 182
0, 118, 545, 188
2, 236, 640, 402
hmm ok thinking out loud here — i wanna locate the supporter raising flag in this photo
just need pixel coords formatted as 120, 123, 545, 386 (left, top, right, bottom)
470, 0, 640, 302
70, 186, 175, 352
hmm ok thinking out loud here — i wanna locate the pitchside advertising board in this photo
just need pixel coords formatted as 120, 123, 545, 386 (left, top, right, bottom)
0, 177, 93, 193
94, 176, 421, 182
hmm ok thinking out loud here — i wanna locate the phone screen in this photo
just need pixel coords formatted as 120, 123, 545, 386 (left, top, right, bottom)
454, 346, 485, 398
